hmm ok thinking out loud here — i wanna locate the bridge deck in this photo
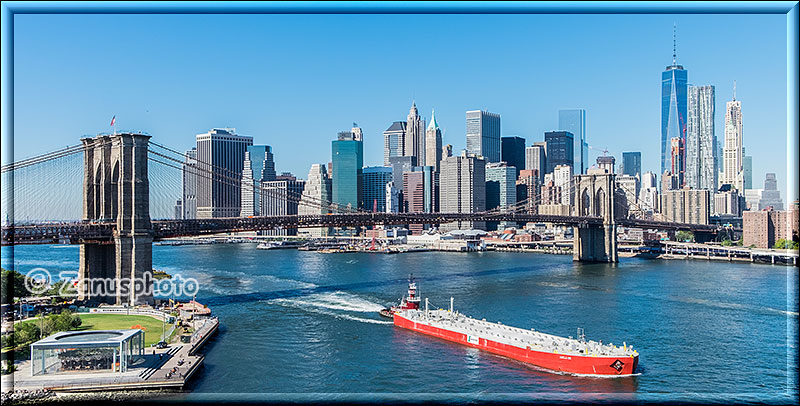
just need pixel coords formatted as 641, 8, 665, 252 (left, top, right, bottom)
2, 213, 728, 245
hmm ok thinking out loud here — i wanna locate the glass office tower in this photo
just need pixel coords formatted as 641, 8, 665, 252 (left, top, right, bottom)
661, 59, 688, 178
558, 109, 587, 174
332, 131, 364, 212
466, 110, 501, 162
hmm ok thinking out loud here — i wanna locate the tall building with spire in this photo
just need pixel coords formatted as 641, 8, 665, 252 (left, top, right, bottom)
661, 24, 688, 180
425, 109, 443, 171
720, 82, 744, 191
425, 109, 443, 212
405, 101, 426, 166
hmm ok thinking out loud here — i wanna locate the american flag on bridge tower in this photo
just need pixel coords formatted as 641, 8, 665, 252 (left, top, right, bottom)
110, 116, 116, 127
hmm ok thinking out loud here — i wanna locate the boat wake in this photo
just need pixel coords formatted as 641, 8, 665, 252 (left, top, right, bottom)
270, 291, 392, 325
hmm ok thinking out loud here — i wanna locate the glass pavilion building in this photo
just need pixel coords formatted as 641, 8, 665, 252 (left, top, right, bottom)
30, 329, 144, 376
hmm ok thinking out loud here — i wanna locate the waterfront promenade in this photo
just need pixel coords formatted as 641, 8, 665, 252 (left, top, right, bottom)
2, 317, 218, 393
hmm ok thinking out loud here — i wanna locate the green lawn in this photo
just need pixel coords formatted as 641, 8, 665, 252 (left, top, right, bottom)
17, 314, 168, 347
78, 314, 167, 346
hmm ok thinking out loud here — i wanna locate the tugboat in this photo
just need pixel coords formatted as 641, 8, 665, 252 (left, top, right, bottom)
379, 274, 421, 319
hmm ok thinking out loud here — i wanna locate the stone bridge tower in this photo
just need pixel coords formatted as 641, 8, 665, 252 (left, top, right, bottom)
78, 133, 153, 305
573, 169, 618, 262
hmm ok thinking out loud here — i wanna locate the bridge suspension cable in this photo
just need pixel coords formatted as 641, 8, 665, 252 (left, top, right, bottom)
146, 144, 358, 215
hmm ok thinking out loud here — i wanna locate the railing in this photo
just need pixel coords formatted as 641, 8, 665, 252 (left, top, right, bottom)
88, 307, 172, 322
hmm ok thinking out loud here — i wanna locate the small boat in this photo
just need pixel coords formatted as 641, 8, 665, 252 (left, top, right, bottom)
378, 274, 421, 319
257, 241, 284, 250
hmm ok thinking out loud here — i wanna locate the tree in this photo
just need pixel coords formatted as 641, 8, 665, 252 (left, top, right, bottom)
721, 239, 733, 247
71, 313, 82, 329
676, 231, 694, 242
47, 280, 76, 301
13, 322, 40, 346
1, 269, 28, 304
775, 239, 799, 250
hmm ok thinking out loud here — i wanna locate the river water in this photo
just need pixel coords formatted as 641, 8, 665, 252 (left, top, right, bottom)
3, 244, 797, 403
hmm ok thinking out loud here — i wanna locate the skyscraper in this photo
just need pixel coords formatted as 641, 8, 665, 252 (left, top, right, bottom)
743, 147, 752, 190
500, 136, 526, 178
525, 142, 547, 183
440, 151, 486, 231
261, 179, 305, 235
670, 137, 683, 186
403, 170, 426, 234
414, 165, 435, 214
758, 173, 784, 210
558, 109, 588, 174
616, 175, 640, 211
544, 131, 574, 174
362, 166, 392, 212
621, 152, 642, 179
298, 164, 332, 237
196, 128, 253, 218
386, 181, 400, 213
466, 110, 501, 162
425, 110, 443, 212
389, 155, 416, 200
485, 162, 517, 230
516, 169, 540, 213
240, 145, 276, 217
720, 83, 744, 191
661, 25, 689, 177
181, 147, 197, 220
442, 144, 453, 159
403, 171, 425, 213
424, 109, 443, 171
405, 101, 426, 166
686, 85, 716, 191
331, 127, 364, 212
639, 171, 659, 213
553, 164, 573, 207
383, 121, 406, 166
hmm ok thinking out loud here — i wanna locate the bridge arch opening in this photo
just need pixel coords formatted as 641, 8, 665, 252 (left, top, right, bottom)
111, 161, 119, 221
595, 188, 605, 217
93, 164, 103, 220
581, 188, 590, 216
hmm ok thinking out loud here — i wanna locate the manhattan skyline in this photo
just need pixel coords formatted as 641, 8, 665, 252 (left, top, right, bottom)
8, 12, 793, 201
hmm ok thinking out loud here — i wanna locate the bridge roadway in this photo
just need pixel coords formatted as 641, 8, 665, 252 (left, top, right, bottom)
1, 212, 724, 246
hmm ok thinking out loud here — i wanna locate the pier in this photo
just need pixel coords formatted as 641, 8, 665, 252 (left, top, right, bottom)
3, 317, 218, 393
619, 241, 798, 265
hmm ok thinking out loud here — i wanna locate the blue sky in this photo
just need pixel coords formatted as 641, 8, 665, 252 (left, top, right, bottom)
10, 11, 794, 202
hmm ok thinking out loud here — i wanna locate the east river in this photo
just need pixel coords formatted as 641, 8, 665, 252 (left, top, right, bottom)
3, 244, 798, 403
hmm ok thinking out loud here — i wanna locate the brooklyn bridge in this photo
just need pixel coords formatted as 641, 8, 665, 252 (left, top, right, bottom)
1, 132, 726, 305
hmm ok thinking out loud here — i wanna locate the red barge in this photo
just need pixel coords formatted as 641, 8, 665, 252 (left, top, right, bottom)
382, 277, 639, 376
